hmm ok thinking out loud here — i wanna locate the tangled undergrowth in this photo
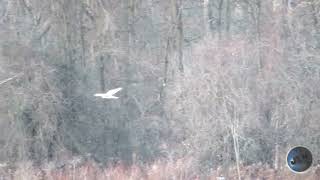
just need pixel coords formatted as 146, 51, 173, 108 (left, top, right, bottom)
0, 157, 319, 180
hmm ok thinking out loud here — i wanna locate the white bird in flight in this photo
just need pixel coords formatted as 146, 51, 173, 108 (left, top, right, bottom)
94, 87, 123, 99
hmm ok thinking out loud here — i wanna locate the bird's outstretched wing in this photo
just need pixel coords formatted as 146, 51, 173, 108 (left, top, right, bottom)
106, 87, 123, 96
94, 93, 105, 97
94, 87, 123, 99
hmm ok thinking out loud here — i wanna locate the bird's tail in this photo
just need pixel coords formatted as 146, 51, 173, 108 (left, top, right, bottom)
102, 96, 119, 99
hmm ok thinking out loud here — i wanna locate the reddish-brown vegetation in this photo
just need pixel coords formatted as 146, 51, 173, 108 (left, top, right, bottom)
0, 159, 319, 180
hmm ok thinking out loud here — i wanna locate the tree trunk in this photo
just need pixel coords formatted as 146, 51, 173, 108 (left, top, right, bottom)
161, 38, 170, 101
148, 0, 154, 26
311, 1, 320, 48
256, 0, 263, 70
218, 0, 224, 39
80, 3, 86, 68
177, 0, 184, 73
99, 56, 105, 92
208, 0, 215, 35
203, 0, 210, 36
274, 144, 279, 170
225, 0, 231, 37
231, 125, 241, 180
171, 0, 184, 73
274, 117, 280, 170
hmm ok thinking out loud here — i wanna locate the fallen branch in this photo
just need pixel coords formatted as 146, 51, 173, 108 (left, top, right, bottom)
0, 73, 23, 86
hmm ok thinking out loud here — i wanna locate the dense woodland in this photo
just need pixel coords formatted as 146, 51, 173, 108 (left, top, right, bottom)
0, 0, 320, 178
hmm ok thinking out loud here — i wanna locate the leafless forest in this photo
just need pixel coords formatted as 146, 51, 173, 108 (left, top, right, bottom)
0, 0, 320, 179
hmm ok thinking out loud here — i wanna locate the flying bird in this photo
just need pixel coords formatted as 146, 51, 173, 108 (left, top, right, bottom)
94, 87, 123, 99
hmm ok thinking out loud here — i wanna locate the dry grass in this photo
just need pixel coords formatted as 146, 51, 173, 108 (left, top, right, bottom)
0, 158, 319, 180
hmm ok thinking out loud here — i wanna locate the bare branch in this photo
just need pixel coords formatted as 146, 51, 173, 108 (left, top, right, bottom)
0, 73, 23, 86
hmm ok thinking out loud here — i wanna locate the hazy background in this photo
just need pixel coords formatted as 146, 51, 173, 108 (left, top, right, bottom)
0, 0, 319, 177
